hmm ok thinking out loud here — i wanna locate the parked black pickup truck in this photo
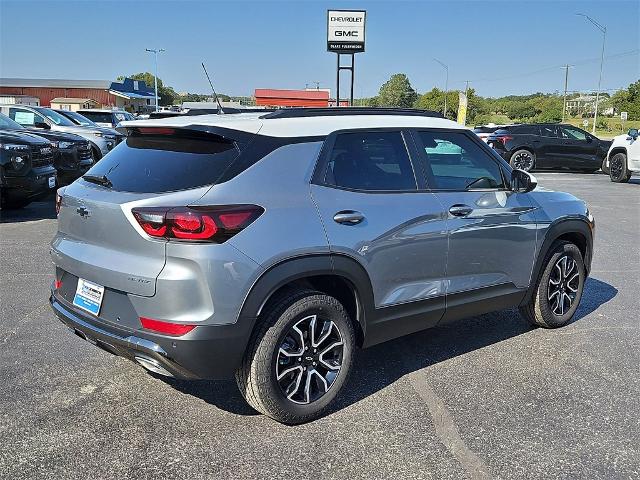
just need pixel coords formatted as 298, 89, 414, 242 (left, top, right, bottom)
0, 129, 57, 209
0, 113, 92, 185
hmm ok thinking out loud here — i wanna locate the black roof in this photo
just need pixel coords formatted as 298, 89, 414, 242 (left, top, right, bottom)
260, 107, 444, 120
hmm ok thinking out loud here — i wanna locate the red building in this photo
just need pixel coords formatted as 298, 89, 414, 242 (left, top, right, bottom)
255, 89, 331, 108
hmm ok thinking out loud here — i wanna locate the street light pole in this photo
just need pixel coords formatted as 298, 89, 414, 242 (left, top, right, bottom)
576, 13, 606, 134
434, 58, 449, 118
145, 47, 165, 112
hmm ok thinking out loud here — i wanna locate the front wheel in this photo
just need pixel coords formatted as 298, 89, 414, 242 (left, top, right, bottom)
236, 289, 355, 424
510, 149, 536, 172
519, 241, 585, 328
601, 157, 610, 175
609, 152, 631, 183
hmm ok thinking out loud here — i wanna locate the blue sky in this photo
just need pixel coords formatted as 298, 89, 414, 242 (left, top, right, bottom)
1, 0, 638, 98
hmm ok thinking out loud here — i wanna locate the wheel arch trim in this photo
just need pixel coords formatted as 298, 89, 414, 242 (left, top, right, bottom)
521, 217, 593, 306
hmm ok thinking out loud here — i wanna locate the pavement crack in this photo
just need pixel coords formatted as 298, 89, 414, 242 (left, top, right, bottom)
407, 372, 492, 480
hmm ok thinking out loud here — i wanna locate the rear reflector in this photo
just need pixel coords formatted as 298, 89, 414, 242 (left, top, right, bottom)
140, 317, 196, 336
132, 205, 263, 243
54, 279, 63, 289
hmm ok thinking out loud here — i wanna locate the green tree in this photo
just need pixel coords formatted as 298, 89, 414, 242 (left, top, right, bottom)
610, 79, 640, 120
377, 74, 418, 108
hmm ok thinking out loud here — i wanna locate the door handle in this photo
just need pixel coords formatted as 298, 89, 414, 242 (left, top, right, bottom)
333, 210, 364, 225
449, 204, 473, 217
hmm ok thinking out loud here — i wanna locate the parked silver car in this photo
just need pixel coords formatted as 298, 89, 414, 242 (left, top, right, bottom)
49, 108, 594, 424
0, 105, 122, 160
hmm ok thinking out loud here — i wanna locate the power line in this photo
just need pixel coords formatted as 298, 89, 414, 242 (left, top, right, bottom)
450, 49, 638, 85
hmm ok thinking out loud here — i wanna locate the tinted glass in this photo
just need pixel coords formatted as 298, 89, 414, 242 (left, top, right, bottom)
59, 110, 96, 126
81, 112, 114, 124
34, 107, 76, 126
539, 125, 559, 137
473, 126, 499, 133
560, 126, 587, 140
83, 133, 240, 193
417, 131, 506, 190
513, 125, 539, 135
325, 131, 416, 191
492, 128, 511, 135
0, 113, 25, 130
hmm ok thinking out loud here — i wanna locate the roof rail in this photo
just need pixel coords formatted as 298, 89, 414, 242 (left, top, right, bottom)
260, 107, 444, 120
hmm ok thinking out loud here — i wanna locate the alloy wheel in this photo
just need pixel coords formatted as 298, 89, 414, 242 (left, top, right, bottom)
513, 151, 534, 171
610, 157, 623, 179
547, 255, 580, 316
276, 314, 344, 405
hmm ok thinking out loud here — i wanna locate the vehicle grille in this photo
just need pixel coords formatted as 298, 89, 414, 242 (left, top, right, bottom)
77, 143, 92, 160
30, 145, 54, 168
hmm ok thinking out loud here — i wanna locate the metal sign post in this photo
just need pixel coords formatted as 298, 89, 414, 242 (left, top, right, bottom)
327, 10, 366, 107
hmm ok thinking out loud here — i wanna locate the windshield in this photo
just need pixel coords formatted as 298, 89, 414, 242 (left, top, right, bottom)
60, 110, 97, 127
0, 113, 25, 130
34, 107, 76, 126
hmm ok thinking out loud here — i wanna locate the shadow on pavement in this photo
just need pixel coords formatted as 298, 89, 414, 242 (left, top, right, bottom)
161, 277, 617, 418
0, 197, 56, 223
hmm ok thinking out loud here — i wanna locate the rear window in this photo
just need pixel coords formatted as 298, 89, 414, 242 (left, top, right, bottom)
81, 112, 114, 124
83, 132, 241, 193
511, 125, 539, 134
473, 126, 498, 133
492, 128, 511, 135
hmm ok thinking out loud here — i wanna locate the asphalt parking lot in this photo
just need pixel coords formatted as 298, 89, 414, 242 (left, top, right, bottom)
1, 172, 639, 479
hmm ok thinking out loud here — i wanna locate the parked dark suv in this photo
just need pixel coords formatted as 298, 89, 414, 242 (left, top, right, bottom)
487, 123, 611, 172
50, 108, 594, 423
0, 113, 92, 185
0, 124, 56, 209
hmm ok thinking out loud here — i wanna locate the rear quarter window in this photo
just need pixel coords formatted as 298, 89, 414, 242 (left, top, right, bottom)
83, 132, 241, 193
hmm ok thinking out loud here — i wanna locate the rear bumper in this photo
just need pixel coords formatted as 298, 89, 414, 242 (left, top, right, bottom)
50, 288, 255, 380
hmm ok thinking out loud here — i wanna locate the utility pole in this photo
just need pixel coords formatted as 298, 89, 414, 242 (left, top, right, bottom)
145, 48, 165, 112
562, 64, 574, 122
434, 58, 449, 118
576, 13, 606, 134
464, 80, 470, 98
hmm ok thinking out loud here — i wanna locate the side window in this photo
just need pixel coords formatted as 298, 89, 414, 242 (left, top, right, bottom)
416, 131, 506, 191
560, 126, 587, 141
540, 125, 559, 138
325, 131, 417, 191
9, 108, 39, 126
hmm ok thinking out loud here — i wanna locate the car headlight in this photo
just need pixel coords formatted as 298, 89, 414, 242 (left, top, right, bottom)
0, 143, 30, 151
50, 141, 74, 149
90, 131, 104, 137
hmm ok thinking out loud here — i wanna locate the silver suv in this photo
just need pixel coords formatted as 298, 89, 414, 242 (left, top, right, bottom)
49, 108, 594, 424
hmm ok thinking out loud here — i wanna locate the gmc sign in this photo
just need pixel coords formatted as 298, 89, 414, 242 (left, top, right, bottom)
327, 10, 366, 53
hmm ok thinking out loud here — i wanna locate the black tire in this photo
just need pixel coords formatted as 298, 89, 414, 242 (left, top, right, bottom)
601, 157, 610, 175
510, 149, 536, 172
236, 289, 355, 424
519, 241, 585, 328
609, 152, 631, 183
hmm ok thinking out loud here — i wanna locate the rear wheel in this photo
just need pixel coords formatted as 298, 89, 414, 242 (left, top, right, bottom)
609, 152, 631, 183
519, 241, 585, 328
236, 289, 355, 424
510, 149, 535, 171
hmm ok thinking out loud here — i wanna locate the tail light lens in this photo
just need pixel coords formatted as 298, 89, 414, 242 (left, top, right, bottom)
140, 317, 196, 336
132, 205, 264, 243
496, 135, 513, 145
55, 187, 65, 215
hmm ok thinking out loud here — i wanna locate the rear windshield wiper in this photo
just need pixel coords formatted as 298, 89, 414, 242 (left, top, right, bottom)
82, 174, 113, 188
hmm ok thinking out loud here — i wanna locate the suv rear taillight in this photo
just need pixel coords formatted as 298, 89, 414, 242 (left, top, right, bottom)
132, 205, 264, 243
494, 135, 513, 145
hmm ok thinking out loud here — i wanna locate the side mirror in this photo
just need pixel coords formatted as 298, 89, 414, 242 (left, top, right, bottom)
628, 128, 639, 140
511, 169, 537, 193
34, 121, 51, 130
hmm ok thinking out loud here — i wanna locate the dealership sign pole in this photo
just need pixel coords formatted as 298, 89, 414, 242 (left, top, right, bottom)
327, 10, 366, 106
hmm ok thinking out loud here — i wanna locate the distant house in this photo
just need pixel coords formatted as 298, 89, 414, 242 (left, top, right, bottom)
0, 77, 157, 112
0, 94, 40, 106
566, 94, 614, 116
50, 97, 99, 112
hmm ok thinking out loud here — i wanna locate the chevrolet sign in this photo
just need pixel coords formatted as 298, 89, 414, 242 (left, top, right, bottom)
327, 10, 366, 53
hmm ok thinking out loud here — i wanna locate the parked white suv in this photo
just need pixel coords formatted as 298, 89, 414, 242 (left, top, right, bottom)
605, 128, 640, 183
